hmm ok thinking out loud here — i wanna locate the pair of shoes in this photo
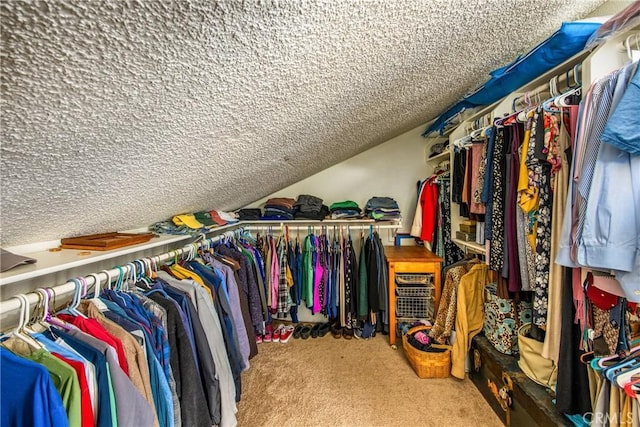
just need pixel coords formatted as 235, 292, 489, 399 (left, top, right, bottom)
342, 327, 354, 340
280, 325, 295, 343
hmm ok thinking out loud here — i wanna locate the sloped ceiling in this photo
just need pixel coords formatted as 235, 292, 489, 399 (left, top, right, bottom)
1, 0, 607, 246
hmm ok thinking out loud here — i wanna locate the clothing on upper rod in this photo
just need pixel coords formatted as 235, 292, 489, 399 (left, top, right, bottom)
556, 60, 640, 298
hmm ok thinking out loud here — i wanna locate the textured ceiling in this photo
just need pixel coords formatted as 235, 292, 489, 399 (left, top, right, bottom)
1, 0, 607, 246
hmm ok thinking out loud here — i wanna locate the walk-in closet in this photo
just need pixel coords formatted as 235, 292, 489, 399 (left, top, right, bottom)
1, 1, 639, 426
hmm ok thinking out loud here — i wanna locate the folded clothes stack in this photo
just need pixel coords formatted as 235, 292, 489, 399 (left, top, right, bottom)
294, 194, 329, 220
262, 197, 297, 220
216, 210, 239, 224
236, 208, 262, 221
364, 196, 401, 221
329, 200, 362, 219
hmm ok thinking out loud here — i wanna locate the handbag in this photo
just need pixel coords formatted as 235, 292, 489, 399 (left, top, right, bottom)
483, 278, 532, 355
517, 323, 558, 390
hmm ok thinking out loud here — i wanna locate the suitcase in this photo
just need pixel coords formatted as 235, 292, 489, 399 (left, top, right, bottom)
469, 335, 571, 426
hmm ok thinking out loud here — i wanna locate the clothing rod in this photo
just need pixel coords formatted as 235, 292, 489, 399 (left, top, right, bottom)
243, 224, 401, 231
0, 227, 244, 320
0, 221, 400, 320
513, 64, 581, 109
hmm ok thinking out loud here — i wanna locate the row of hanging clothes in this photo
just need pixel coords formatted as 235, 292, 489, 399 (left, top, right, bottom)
255, 225, 389, 336
444, 74, 583, 343
428, 41, 640, 424
0, 225, 393, 427
554, 54, 640, 425
0, 230, 276, 427
410, 159, 466, 267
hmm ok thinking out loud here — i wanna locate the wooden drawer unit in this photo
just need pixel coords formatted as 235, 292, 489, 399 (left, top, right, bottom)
385, 246, 442, 347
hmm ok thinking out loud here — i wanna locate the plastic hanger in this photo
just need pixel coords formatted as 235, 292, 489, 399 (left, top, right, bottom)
34, 288, 69, 330
555, 87, 581, 107
134, 260, 153, 289
625, 33, 640, 62
4, 294, 45, 350
88, 272, 109, 312
58, 278, 86, 318
615, 364, 640, 388
605, 356, 640, 382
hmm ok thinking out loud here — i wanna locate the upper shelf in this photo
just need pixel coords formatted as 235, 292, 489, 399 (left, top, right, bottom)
427, 150, 450, 163
0, 219, 402, 286
0, 233, 193, 286
452, 238, 485, 254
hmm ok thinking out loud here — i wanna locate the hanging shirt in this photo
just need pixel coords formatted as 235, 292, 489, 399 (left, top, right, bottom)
419, 178, 439, 245
601, 65, 640, 155
147, 292, 212, 427
47, 330, 116, 427
410, 180, 427, 238
34, 331, 99, 423
303, 235, 314, 307
56, 326, 155, 427
52, 352, 94, 427
159, 271, 237, 427
57, 314, 129, 376
0, 347, 69, 427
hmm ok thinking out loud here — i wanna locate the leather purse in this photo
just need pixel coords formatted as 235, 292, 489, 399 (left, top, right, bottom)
517, 323, 558, 390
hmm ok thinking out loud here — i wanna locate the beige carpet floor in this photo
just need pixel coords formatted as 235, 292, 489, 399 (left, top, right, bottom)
236, 332, 503, 427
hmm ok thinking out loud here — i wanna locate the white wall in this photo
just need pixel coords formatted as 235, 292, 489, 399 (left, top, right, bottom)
245, 123, 436, 323
248, 123, 432, 245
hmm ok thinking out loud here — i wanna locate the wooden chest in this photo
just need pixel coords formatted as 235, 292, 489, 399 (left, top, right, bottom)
469, 335, 570, 426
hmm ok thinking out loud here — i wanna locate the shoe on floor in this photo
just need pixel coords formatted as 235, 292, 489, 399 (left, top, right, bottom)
318, 322, 331, 337
342, 327, 354, 340
293, 325, 304, 339
300, 325, 312, 339
273, 324, 284, 343
264, 324, 274, 343
280, 325, 295, 343
256, 334, 263, 344
353, 328, 363, 339
330, 322, 342, 339
311, 323, 322, 338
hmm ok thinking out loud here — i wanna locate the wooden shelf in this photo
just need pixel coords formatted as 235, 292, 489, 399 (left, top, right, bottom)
0, 233, 193, 286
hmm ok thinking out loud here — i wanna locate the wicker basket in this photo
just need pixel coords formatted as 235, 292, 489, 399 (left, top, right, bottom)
402, 325, 451, 378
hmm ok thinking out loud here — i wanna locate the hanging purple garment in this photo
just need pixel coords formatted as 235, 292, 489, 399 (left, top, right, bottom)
506, 123, 524, 292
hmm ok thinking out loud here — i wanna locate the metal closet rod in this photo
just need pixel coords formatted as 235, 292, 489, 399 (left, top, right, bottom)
512, 63, 582, 109
0, 221, 401, 317
243, 224, 401, 231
